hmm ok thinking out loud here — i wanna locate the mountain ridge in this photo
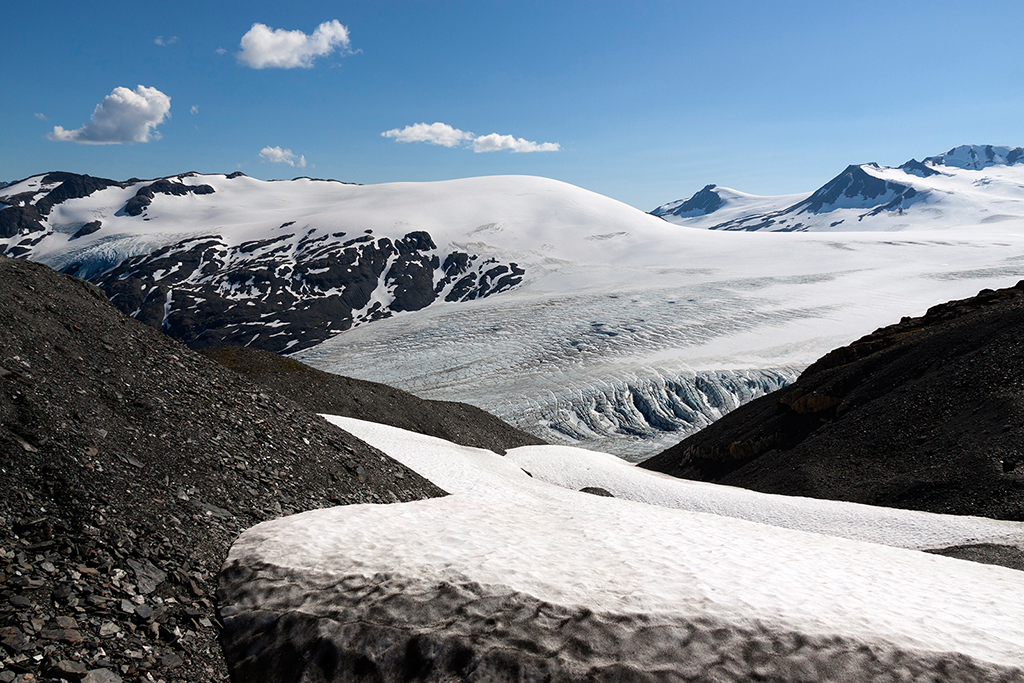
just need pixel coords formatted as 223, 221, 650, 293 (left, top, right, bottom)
653, 144, 1024, 232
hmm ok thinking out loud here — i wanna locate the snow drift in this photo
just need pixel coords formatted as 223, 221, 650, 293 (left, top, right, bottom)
219, 417, 1024, 682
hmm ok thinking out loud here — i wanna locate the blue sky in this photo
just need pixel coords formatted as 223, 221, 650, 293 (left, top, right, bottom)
2, 1, 1022, 210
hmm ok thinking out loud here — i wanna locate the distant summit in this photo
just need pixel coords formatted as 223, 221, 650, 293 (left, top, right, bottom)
654, 144, 1024, 232
925, 144, 1024, 170
651, 184, 724, 218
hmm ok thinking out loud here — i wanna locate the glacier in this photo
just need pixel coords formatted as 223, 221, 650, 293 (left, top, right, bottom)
296, 230, 1024, 458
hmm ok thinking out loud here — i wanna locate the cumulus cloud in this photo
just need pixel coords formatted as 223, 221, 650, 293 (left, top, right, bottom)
34, 112, 47, 121
472, 133, 560, 153
259, 146, 306, 167
190, 105, 199, 115
382, 122, 559, 153
237, 20, 351, 69
48, 85, 171, 145
154, 35, 178, 46
216, 47, 227, 55
381, 122, 474, 148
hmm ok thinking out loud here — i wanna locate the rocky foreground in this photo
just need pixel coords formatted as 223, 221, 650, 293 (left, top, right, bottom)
642, 282, 1024, 522
0, 256, 523, 682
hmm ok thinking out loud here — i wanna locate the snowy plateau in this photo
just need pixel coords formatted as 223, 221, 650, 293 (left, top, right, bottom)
4, 144, 1024, 457
220, 416, 1024, 682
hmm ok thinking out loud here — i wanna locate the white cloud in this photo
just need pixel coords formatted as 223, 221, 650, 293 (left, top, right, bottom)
154, 35, 178, 46
237, 20, 350, 69
382, 122, 560, 154
190, 105, 199, 115
48, 85, 171, 145
381, 122, 474, 148
259, 146, 307, 167
34, 112, 47, 121
472, 133, 560, 153
216, 47, 227, 55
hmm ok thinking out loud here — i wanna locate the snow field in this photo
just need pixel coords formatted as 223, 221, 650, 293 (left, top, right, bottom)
221, 416, 1024, 681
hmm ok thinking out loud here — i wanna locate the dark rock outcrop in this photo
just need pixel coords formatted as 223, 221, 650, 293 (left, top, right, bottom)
0, 204, 44, 239
71, 220, 102, 240
0, 256, 446, 682
641, 282, 1024, 521
795, 164, 917, 214
122, 179, 215, 217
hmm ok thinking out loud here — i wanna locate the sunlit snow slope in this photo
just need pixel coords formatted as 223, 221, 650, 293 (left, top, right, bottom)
220, 416, 1024, 682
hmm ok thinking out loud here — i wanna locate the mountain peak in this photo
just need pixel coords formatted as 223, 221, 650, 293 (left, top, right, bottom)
924, 144, 1024, 170
651, 183, 724, 218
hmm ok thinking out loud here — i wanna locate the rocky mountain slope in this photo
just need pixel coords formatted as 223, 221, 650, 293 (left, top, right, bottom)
0, 255, 451, 682
653, 144, 1024, 232
640, 281, 1024, 521
199, 345, 543, 454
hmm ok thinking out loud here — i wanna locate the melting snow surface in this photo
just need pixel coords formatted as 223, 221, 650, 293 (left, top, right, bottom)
225, 415, 1024, 681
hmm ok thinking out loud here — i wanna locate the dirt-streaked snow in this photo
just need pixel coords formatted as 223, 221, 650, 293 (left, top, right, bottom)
221, 416, 1024, 682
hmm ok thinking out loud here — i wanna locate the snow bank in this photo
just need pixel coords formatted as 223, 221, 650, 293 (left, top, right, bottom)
220, 417, 1024, 682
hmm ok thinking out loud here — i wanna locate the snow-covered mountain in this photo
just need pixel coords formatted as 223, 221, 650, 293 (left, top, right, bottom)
655, 144, 1024, 232
651, 184, 809, 222
0, 172, 551, 352
5, 147, 1024, 458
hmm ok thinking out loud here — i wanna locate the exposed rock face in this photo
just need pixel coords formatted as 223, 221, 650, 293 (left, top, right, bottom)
67, 229, 522, 353
641, 282, 1024, 521
924, 144, 1024, 170
0, 256, 446, 682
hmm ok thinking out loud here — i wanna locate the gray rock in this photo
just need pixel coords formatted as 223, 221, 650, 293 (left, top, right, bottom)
82, 668, 122, 683
126, 557, 166, 594
56, 659, 88, 675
